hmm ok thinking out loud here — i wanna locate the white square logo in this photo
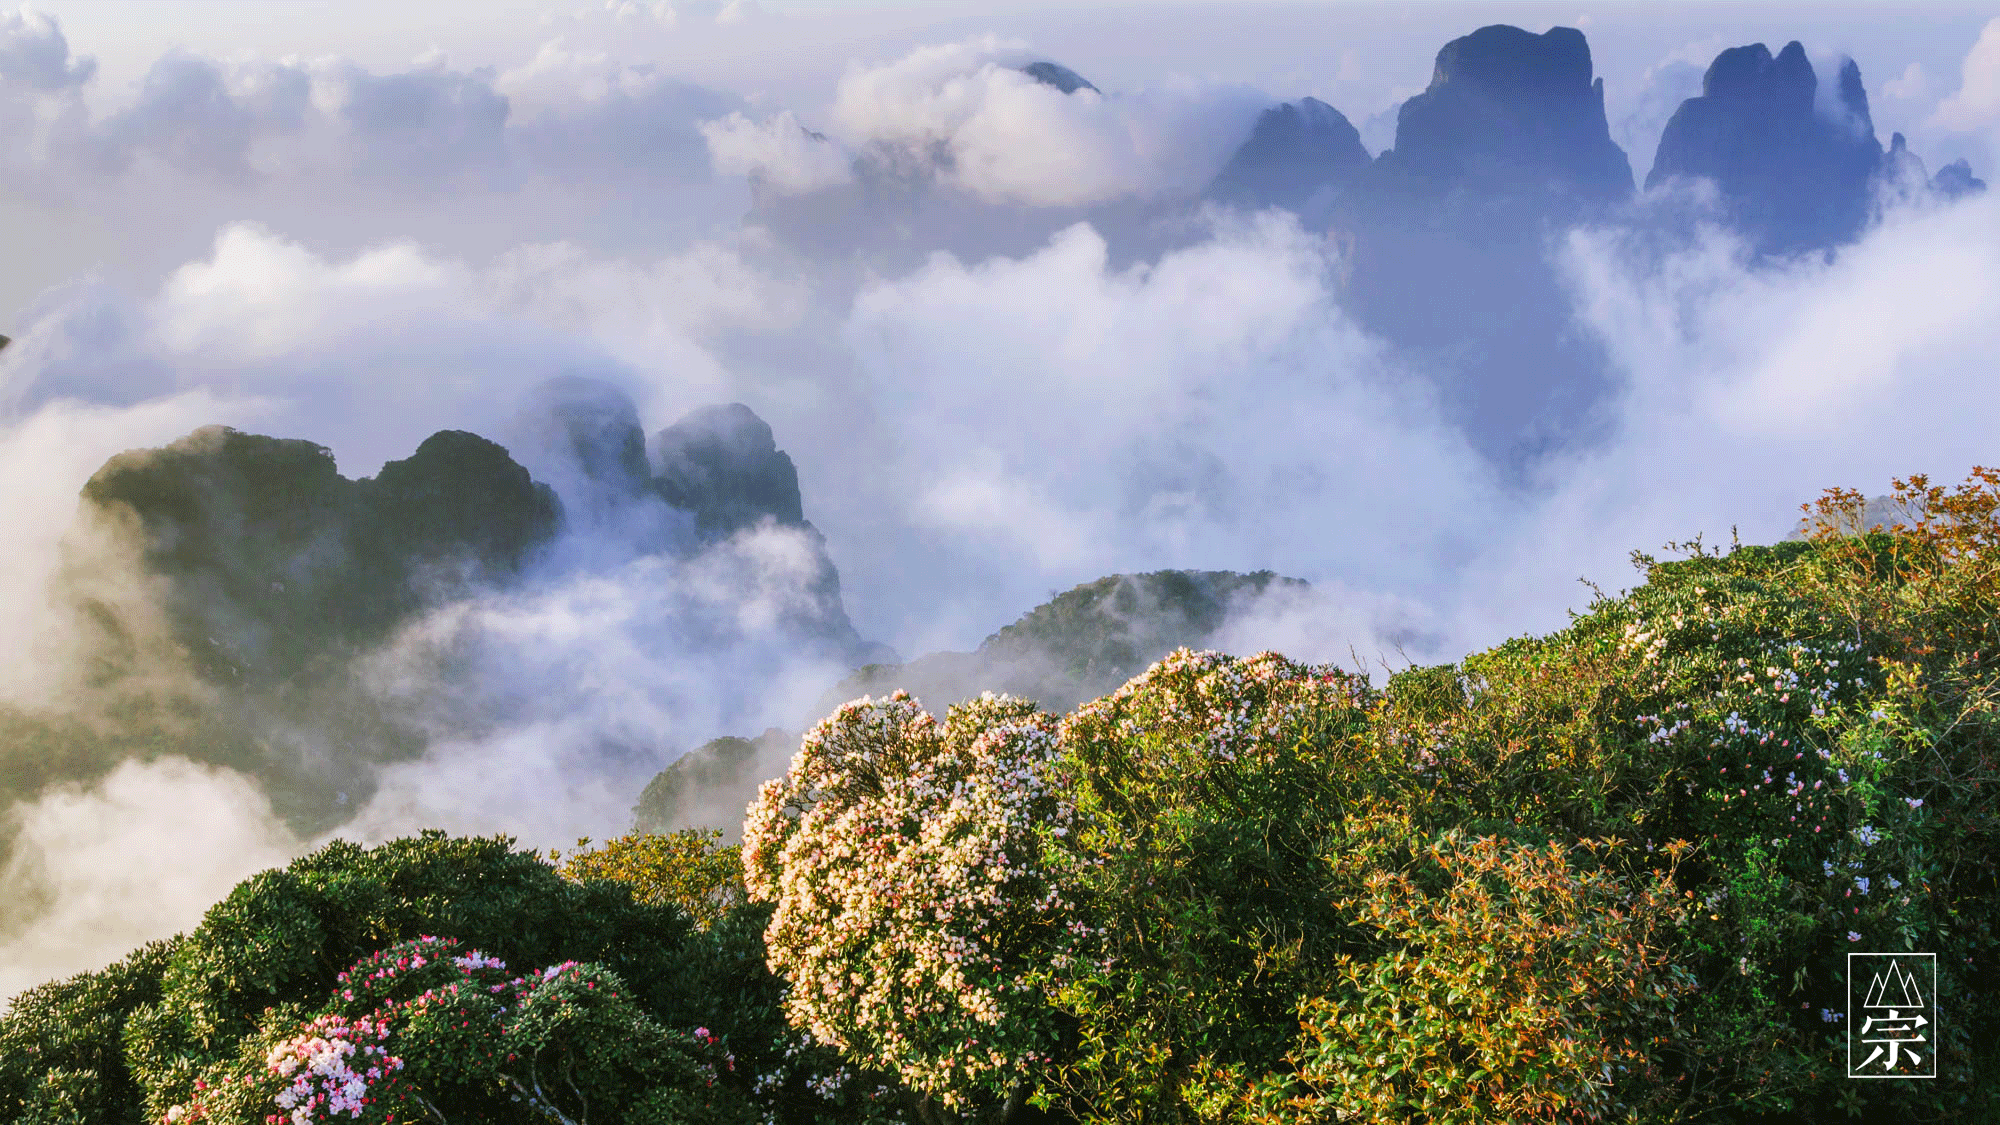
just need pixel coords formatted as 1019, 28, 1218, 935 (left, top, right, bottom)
1847, 952, 1937, 1079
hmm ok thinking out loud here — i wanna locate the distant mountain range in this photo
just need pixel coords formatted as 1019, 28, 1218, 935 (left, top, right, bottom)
752, 24, 1985, 469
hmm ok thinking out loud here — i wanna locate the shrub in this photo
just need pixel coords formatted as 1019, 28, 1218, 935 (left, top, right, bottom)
743, 692, 1080, 1116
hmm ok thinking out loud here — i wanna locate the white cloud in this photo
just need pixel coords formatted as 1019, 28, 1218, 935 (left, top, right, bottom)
824, 36, 1268, 207
701, 109, 853, 195
1882, 61, 1935, 103
0, 758, 299, 1009
339, 523, 865, 845
1931, 18, 2000, 134
828, 212, 1496, 648
0, 8, 93, 93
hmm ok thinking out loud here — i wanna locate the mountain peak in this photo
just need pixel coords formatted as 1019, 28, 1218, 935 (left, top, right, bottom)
1387, 24, 1632, 202
1018, 61, 1098, 95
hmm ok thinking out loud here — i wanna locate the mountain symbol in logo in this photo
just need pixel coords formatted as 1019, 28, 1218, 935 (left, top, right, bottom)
1862, 960, 1925, 1009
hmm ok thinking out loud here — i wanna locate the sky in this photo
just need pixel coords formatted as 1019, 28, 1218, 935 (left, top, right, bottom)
3, 0, 2000, 1000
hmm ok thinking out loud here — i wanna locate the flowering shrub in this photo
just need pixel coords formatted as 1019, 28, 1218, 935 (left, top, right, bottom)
144, 936, 752, 1125
743, 692, 1081, 1112
550, 829, 745, 931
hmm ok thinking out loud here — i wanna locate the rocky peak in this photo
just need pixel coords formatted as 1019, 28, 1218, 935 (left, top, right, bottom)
1386, 24, 1632, 203
651, 403, 806, 538
1207, 96, 1369, 212
511, 376, 652, 500
1702, 41, 1816, 110
1018, 61, 1098, 95
1648, 41, 1883, 255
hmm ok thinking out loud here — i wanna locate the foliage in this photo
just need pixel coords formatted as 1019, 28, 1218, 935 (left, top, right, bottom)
551, 829, 745, 930
1034, 650, 1371, 1122
743, 472, 2000, 1124
2, 830, 911, 1125
0, 937, 180, 1124
1255, 825, 1691, 1124
153, 937, 743, 1125
16, 470, 2000, 1125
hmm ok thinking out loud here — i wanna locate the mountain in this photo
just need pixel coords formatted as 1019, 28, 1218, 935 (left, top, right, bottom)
831, 568, 1310, 716
75, 425, 559, 687
6, 391, 885, 834
629, 569, 1308, 839
632, 726, 794, 837
1019, 61, 1098, 96
1374, 23, 1632, 205
509, 379, 887, 664
1316, 24, 1632, 467
1207, 97, 1369, 215
1647, 42, 1883, 256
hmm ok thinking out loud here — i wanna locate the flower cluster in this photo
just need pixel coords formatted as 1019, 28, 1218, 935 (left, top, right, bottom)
263, 1016, 404, 1125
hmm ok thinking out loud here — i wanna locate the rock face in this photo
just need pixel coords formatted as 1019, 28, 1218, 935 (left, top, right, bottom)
1648, 43, 1883, 255
1207, 97, 1370, 213
78, 425, 559, 684
1382, 24, 1632, 203
652, 403, 806, 538
1323, 24, 1631, 467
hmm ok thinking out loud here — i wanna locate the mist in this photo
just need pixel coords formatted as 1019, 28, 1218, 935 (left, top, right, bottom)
3, 1, 1999, 1005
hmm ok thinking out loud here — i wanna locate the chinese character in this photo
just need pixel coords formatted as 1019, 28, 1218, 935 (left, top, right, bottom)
1848, 953, 1937, 1079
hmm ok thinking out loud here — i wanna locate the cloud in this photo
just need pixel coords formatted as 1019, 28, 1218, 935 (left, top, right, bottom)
824, 37, 1269, 207
0, 757, 299, 1009
0, 8, 93, 93
1453, 187, 2000, 642
338, 522, 860, 845
8, 11, 2000, 1011
88, 52, 310, 182
1882, 61, 1935, 104
702, 109, 853, 195
1614, 57, 1705, 182
602, 0, 762, 30
824, 210, 1497, 650
1931, 18, 2000, 134
497, 41, 738, 184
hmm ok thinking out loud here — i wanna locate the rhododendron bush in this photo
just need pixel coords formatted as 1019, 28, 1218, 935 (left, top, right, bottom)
147, 937, 740, 1125
743, 693, 1081, 1113
0, 832, 911, 1125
